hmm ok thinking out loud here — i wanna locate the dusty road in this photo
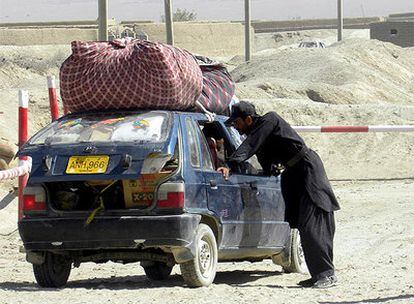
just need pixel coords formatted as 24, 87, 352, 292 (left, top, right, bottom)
0, 33, 413, 304
0, 180, 413, 304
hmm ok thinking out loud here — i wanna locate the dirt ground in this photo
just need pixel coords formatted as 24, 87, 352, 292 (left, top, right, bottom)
0, 180, 413, 303
0, 30, 413, 303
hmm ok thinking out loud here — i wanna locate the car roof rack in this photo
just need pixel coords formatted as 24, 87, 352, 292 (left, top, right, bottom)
195, 100, 216, 122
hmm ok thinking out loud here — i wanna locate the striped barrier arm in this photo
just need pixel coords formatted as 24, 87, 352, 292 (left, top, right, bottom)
0, 158, 32, 181
293, 125, 414, 133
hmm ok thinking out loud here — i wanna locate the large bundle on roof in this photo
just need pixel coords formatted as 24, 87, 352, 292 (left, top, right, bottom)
60, 39, 236, 115
60, 39, 203, 113
196, 55, 236, 116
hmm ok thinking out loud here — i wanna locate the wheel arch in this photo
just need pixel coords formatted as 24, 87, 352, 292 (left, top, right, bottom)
171, 213, 221, 264
200, 214, 221, 246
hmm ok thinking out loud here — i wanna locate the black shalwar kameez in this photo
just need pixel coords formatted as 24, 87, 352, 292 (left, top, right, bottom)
227, 112, 340, 280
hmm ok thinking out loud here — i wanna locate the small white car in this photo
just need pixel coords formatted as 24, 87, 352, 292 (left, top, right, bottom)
298, 41, 326, 48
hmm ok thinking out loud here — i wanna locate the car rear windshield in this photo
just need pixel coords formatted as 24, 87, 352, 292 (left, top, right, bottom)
28, 111, 171, 146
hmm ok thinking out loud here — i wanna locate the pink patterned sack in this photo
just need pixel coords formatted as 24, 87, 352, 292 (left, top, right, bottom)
198, 64, 235, 115
60, 39, 203, 113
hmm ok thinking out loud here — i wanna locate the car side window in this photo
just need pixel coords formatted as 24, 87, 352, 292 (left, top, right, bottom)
196, 125, 215, 171
226, 126, 263, 176
227, 126, 245, 148
198, 121, 231, 170
185, 118, 201, 168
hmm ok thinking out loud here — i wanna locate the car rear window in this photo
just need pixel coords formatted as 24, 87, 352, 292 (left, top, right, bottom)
28, 111, 171, 145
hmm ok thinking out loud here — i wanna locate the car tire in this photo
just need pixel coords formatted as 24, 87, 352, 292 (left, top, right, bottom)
283, 229, 308, 273
143, 262, 173, 281
180, 223, 218, 287
33, 252, 72, 288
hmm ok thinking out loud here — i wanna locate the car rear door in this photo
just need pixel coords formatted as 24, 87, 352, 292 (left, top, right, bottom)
191, 119, 246, 249
179, 114, 210, 211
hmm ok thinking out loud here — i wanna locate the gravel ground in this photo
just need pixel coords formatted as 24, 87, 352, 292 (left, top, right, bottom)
0, 33, 413, 304
0, 180, 413, 304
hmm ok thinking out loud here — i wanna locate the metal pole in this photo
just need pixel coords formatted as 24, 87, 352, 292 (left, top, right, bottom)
244, 0, 251, 62
98, 0, 108, 41
164, 0, 174, 45
337, 0, 343, 41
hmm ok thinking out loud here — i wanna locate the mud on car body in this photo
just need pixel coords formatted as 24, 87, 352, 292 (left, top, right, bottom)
18, 110, 306, 287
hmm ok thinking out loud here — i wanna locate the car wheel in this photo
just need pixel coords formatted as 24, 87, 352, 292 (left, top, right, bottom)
283, 229, 308, 273
180, 223, 218, 287
33, 252, 72, 288
143, 261, 173, 281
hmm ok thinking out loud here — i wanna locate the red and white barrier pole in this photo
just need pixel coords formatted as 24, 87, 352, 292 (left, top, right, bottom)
47, 76, 59, 121
0, 91, 31, 182
18, 90, 29, 220
293, 125, 414, 133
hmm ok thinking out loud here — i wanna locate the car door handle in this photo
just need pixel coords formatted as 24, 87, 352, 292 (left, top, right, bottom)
210, 180, 218, 190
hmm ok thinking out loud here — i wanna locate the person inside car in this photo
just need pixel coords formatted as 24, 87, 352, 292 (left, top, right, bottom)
202, 123, 227, 169
217, 101, 340, 289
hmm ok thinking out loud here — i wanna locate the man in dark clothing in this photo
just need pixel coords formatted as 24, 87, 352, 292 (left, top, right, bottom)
218, 101, 340, 288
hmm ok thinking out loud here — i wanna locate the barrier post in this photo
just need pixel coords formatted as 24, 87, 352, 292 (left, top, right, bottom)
47, 76, 59, 121
18, 90, 29, 221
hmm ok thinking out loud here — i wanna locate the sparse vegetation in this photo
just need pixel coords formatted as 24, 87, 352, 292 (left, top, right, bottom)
161, 8, 197, 22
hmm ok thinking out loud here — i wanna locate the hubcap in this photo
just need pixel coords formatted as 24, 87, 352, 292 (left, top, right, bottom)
198, 238, 213, 278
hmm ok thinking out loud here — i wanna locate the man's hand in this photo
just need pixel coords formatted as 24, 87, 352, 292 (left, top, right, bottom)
217, 167, 230, 180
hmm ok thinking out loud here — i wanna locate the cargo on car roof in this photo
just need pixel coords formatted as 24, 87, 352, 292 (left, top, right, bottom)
60, 39, 236, 116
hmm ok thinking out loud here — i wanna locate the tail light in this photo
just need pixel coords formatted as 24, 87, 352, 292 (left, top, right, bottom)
21, 186, 46, 218
157, 182, 185, 209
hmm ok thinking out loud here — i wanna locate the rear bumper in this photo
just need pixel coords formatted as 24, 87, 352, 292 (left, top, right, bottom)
18, 214, 201, 251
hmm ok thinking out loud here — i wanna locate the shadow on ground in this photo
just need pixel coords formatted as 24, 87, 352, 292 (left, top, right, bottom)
319, 294, 414, 304
0, 270, 285, 291
214, 270, 283, 286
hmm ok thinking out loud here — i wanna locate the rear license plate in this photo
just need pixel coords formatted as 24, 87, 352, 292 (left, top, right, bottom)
66, 155, 109, 174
